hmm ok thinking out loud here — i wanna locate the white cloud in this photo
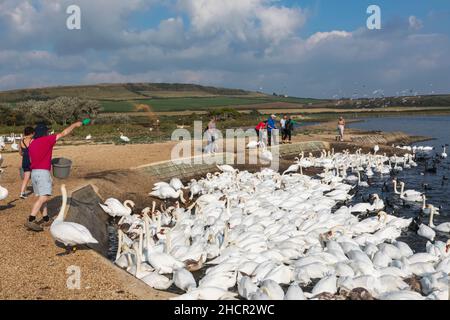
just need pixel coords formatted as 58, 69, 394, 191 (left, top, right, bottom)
178, 0, 305, 43
0, 1, 449, 98
306, 31, 352, 47
409, 15, 423, 30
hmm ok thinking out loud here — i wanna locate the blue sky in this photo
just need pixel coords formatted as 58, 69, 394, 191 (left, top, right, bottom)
0, 0, 449, 98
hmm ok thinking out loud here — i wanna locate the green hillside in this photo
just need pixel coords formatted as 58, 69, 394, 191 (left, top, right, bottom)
0, 83, 325, 113
0, 83, 265, 102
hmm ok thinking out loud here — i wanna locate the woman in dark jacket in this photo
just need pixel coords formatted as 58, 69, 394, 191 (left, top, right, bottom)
19, 127, 35, 199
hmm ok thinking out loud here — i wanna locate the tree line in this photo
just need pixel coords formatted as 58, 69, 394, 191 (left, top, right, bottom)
0, 97, 101, 126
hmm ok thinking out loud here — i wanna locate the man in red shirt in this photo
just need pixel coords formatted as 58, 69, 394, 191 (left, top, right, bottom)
25, 121, 83, 232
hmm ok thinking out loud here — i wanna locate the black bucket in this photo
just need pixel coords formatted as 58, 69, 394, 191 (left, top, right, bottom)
52, 158, 72, 179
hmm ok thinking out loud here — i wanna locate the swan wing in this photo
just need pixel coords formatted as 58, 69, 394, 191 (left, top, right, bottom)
51, 222, 98, 245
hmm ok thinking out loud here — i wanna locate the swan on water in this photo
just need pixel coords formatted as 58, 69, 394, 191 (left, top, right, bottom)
399, 182, 423, 202
371, 194, 385, 211
428, 205, 450, 233
50, 185, 98, 252
417, 224, 436, 241
441, 145, 448, 159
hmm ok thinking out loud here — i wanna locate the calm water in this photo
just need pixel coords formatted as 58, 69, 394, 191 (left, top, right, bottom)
349, 115, 450, 148
350, 115, 450, 250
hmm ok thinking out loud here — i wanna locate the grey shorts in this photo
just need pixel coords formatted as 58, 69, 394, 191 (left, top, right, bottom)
31, 170, 53, 196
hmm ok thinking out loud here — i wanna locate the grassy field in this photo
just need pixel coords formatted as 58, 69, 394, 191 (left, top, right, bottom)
132, 97, 274, 111
98, 95, 326, 113
100, 100, 135, 113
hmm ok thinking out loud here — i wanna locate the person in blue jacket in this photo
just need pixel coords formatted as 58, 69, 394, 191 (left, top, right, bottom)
267, 114, 277, 146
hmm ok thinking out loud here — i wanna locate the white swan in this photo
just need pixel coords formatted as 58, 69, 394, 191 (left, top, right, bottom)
0, 169, 8, 201
422, 195, 439, 215
10, 134, 19, 151
428, 205, 450, 233
441, 145, 448, 159
259, 143, 273, 163
149, 185, 186, 203
371, 194, 385, 211
99, 198, 135, 217
170, 178, 184, 191
141, 271, 173, 290
50, 185, 98, 250
284, 282, 306, 300
246, 141, 260, 149
173, 268, 197, 292
350, 202, 373, 213
216, 165, 236, 173
238, 276, 259, 300
283, 164, 299, 175
119, 132, 130, 143
417, 224, 435, 241
259, 279, 285, 300
373, 145, 380, 155
399, 182, 423, 202
144, 231, 185, 274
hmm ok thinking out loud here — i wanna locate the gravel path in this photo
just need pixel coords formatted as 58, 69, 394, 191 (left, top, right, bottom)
0, 142, 178, 300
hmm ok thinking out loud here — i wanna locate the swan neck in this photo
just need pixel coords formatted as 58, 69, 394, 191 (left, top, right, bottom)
55, 185, 68, 222
165, 231, 172, 253
429, 208, 435, 227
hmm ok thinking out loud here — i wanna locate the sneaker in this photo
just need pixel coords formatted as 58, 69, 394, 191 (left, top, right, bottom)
37, 218, 52, 227
25, 221, 44, 232
20, 193, 28, 199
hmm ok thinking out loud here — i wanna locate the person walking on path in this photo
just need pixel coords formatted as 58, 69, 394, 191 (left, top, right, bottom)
25, 120, 88, 232
267, 114, 277, 146
19, 127, 35, 199
204, 117, 218, 154
337, 116, 346, 142
284, 116, 295, 144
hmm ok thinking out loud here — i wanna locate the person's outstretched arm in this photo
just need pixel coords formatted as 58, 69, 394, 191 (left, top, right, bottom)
56, 121, 83, 141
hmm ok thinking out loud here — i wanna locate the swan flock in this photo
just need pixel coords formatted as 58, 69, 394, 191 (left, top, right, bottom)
104, 148, 449, 300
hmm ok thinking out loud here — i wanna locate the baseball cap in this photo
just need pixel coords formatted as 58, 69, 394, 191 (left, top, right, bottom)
34, 123, 49, 139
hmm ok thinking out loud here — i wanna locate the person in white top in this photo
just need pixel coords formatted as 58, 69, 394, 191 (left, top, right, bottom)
280, 115, 288, 143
